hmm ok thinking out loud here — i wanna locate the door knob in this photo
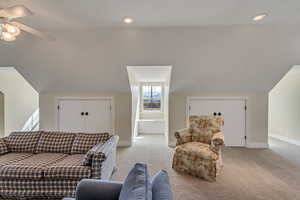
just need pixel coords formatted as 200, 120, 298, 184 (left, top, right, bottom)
218, 112, 222, 116
85, 112, 89, 116
81, 112, 84, 116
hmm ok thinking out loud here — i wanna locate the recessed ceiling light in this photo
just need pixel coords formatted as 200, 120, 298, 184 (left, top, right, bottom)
123, 17, 133, 24
253, 13, 268, 21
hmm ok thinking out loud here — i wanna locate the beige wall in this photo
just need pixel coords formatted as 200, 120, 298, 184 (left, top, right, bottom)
269, 67, 300, 141
0, 69, 39, 136
39, 93, 131, 146
169, 92, 269, 147
0, 92, 4, 137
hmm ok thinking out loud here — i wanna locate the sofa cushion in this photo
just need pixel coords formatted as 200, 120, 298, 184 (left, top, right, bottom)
176, 142, 218, 160
0, 153, 33, 166
71, 133, 110, 154
44, 154, 91, 179
151, 170, 172, 200
119, 163, 152, 200
0, 153, 67, 179
0, 139, 9, 155
4, 131, 42, 153
36, 131, 76, 154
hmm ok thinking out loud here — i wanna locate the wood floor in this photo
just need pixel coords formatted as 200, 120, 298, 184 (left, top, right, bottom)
112, 135, 300, 200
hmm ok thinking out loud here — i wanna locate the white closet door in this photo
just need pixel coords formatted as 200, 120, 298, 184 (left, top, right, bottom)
83, 99, 112, 133
188, 98, 246, 147
58, 100, 85, 132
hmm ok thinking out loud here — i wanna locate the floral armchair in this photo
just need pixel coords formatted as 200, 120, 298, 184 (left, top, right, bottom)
172, 116, 225, 182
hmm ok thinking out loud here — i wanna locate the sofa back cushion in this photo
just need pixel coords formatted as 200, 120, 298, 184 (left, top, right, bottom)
71, 133, 110, 154
4, 131, 42, 153
36, 131, 75, 154
0, 138, 9, 155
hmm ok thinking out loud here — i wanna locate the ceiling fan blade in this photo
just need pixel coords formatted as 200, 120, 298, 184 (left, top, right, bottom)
0, 5, 33, 19
9, 21, 53, 40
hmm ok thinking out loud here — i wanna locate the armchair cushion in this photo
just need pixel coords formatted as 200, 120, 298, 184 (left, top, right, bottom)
191, 128, 214, 144
189, 116, 224, 144
176, 142, 218, 160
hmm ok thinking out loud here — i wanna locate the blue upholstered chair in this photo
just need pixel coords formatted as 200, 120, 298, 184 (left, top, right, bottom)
64, 163, 172, 200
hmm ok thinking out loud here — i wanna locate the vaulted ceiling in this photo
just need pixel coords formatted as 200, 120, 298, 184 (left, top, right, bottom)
0, 1, 299, 93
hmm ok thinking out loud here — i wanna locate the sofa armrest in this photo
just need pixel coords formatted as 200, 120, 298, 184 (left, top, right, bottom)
90, 135, 119, 178
76, 179, 122, 200
174, 128, 191, 146
210, 131, 225, 153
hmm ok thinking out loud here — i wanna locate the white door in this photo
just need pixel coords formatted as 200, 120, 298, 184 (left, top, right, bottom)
58, 98, 113, 133
83, 100, 112, 133
188, 98, 246, 147
58, 100, 85, 132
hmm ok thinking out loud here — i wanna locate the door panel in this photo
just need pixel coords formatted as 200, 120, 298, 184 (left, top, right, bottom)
188, 98, 246, 147
83, 100, 112, 133
58, 100, 84, 132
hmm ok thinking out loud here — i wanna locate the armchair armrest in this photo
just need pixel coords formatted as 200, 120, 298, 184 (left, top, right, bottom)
174, 128, 191, 146
210, 131, 225, 153
85, 135, 119, 178
76, 179, 123, 200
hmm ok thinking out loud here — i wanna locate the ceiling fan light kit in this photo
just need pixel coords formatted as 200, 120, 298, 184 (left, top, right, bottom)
0, 5, 49, 42
0, 23, 20, 41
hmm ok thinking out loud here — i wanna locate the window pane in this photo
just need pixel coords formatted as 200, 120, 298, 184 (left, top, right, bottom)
142, 85, 162, 111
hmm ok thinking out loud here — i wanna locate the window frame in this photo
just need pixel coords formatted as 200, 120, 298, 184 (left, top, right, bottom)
141, 83, 163, 113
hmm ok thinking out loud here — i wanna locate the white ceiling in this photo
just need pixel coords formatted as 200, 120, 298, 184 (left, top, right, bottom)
0, 1, 299, 94
0, 26, 299, 93
1, 0, 300, 29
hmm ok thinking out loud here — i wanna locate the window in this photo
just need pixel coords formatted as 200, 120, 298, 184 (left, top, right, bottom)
142, 85, 162, 111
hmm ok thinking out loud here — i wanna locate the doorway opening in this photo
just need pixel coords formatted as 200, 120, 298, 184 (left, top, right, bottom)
269, 65, 300, 147
127, 66, 172, 146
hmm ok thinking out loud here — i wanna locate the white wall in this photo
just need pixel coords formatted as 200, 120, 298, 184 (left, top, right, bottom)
269, 66, 300, 142
0, 68, 39, 136
131, 84, 140, 139
39, 92, 131, 146
169, 92, 269, 147
0, 92, 4, 137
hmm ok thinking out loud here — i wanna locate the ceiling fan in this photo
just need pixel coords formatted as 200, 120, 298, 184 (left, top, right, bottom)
0, 5, 49, 42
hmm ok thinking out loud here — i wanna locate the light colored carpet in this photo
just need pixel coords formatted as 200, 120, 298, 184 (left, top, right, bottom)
112, 135, 300, 200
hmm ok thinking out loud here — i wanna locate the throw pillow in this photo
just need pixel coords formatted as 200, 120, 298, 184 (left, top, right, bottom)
119, 163, 152, 200
152, 170, 172, 200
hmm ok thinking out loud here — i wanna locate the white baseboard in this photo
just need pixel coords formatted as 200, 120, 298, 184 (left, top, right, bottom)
246, 142, 269, 148
269, 134, 300, 147
118, 141, 131, 147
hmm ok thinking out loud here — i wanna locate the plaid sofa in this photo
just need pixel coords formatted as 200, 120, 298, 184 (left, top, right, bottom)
0, 131, 119, 199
